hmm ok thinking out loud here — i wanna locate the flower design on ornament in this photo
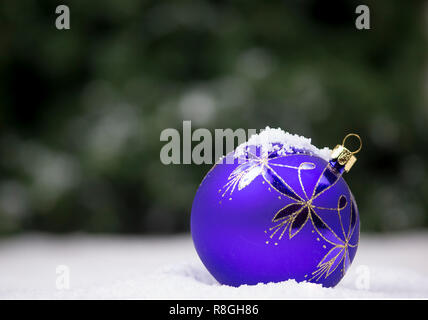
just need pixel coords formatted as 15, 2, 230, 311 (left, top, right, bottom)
309, 197, 358, 281
267, 160, 345, 240
220, 149, 313, 199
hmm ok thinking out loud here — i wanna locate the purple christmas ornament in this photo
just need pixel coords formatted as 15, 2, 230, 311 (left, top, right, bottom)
191, 130, 362, 287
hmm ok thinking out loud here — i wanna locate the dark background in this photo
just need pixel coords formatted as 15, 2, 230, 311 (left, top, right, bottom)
0, 0, 427, 235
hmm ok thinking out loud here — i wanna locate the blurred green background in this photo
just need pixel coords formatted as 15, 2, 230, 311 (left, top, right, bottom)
0, 0, 427, 235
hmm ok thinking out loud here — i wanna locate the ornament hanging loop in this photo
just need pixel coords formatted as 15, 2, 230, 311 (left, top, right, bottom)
342, 133, 362, 155
331, 133, 362, 173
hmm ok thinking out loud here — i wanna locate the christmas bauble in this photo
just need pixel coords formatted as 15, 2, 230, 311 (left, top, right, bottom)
191, 129, 361, 287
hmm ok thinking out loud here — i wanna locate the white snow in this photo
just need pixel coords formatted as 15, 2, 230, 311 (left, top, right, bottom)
234, 127, 332, 161
0, 232, 427, 299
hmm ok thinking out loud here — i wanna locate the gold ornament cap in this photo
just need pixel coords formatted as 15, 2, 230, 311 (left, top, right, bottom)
331, 133, 362, 173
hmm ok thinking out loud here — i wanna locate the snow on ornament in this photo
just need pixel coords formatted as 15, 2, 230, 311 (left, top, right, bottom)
191, 128, 362, 287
